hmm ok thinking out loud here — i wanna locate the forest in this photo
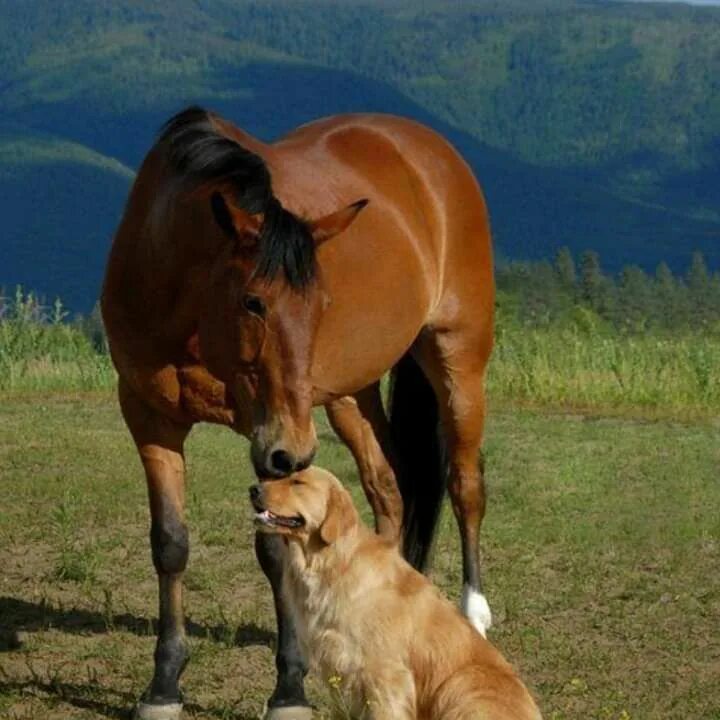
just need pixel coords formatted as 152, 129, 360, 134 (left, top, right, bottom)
2, 0, 720, 311
498, 248, 720, 334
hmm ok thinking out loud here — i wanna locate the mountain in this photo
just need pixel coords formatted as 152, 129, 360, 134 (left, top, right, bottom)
0, 0, 719, 311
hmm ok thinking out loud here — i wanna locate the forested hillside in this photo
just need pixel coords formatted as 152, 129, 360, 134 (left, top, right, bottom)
1, 0, 719, 310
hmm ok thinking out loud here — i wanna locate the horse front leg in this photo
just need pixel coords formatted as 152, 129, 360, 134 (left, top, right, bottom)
120, 382, 192, 720
255, 533, 312, 720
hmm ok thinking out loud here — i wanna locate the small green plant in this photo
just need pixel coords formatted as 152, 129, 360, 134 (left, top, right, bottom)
51, 489, 99, 584
326, 674, 355, 720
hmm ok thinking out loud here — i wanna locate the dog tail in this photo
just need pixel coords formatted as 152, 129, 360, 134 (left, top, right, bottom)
389, 352, 446, 571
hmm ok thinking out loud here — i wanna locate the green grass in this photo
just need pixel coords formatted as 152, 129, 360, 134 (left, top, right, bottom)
489, 324, 720, 416
2, 292, 719, 416
0, 393, 718, 719
0, 293, 114, 393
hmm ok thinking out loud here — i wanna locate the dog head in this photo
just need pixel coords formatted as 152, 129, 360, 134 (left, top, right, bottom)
249, 466, 359, 545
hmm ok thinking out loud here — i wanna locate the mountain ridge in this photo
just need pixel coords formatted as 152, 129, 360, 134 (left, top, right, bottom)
1, 0, 718, 311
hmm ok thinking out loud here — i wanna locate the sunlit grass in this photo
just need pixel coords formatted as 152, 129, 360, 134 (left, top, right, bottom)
0, 395, 717, 719
488, 325, 720, 416
3, 289, 718, 418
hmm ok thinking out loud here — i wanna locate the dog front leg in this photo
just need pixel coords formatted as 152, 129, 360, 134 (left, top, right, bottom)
363, 669, 416, 720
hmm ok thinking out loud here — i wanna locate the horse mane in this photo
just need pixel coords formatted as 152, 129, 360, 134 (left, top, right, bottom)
154, 106, 316, 288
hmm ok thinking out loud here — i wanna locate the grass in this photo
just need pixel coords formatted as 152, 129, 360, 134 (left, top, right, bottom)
490, 324, 720, 417
0, 292, 113, 393
0, 393, 718, 719
1, 291, 718, 417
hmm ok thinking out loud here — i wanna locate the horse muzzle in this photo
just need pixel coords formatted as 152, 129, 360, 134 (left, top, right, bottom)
251, 441, 316, 479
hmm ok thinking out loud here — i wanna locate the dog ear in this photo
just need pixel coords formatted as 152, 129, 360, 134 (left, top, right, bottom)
319, 485, 357, 545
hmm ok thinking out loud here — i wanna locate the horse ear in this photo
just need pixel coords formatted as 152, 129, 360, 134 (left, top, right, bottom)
211, 192, 262, 247
309, 199, 368, 246
319, 485, 358, 545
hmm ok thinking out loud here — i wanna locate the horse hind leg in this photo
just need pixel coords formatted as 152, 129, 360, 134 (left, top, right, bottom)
119, 381, 192, 720
413, 333, 492, 636
326, 383, 403, 543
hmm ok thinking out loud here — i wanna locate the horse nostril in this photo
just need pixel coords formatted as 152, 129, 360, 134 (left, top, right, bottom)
270, 449, 295, 475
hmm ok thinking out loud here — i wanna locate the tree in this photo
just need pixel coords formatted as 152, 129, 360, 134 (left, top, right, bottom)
655, 262, 689, 330
554, 246, 577, 292
687, 251, 710, 293
687, 252, 711, 328
618, 265, 654, 331
579, 250, 603, 307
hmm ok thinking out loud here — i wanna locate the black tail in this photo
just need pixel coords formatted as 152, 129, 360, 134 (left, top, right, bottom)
389, 353, 446, 571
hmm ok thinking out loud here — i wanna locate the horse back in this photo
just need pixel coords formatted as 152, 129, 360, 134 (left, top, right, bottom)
269, 115, 494, 391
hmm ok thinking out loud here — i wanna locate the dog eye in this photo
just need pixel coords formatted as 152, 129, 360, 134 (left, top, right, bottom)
242, 294, 266, 317
292, 479, 303, 486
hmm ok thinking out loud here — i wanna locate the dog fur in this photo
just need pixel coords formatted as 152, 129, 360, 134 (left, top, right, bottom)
251, 467, 542, 720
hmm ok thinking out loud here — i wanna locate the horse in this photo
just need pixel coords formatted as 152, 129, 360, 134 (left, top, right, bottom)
101, 106, 494, 720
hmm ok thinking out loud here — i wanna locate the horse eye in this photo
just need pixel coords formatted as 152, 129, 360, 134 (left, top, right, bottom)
242, 294, 266, 317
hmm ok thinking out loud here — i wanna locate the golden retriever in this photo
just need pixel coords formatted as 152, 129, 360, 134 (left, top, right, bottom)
249, 467, 542, 720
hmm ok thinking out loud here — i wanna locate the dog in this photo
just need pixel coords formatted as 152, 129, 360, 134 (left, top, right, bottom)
250, 467, 542, 720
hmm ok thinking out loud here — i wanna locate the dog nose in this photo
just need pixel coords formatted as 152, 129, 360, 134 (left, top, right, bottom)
249, 485, 261, 502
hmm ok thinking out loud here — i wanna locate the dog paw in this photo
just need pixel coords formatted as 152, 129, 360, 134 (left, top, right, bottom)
461, 585, 492, 637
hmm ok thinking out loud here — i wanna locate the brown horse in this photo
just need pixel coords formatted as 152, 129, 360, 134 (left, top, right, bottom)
101, 107, 494, 720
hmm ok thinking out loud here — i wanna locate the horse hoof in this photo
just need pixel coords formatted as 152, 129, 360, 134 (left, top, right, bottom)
134, 701, 183, 720
263, 705, 313, 720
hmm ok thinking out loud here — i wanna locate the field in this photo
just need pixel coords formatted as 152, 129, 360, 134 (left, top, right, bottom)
2, 301, 719, 418
1, 391, 718, 719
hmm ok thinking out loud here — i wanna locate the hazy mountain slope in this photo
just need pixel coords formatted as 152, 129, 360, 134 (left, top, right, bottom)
0, 130, 132, 310
0, 0, 718, 310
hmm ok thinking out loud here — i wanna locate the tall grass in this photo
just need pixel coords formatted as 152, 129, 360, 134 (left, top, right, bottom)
0, 289, 114, 392
488, 324, 720, 415
1, 289, 717, 415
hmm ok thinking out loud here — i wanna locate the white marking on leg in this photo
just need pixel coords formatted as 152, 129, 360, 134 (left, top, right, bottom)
461, 584, 492, 637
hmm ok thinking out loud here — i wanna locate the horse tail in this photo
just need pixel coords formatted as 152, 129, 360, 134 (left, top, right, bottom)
389, 352, 446, 571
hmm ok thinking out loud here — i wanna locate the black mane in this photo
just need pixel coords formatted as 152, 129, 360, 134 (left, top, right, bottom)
157, 106, 316, 288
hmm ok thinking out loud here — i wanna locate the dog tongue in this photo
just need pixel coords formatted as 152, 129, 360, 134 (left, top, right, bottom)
255, 509, 303, 528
